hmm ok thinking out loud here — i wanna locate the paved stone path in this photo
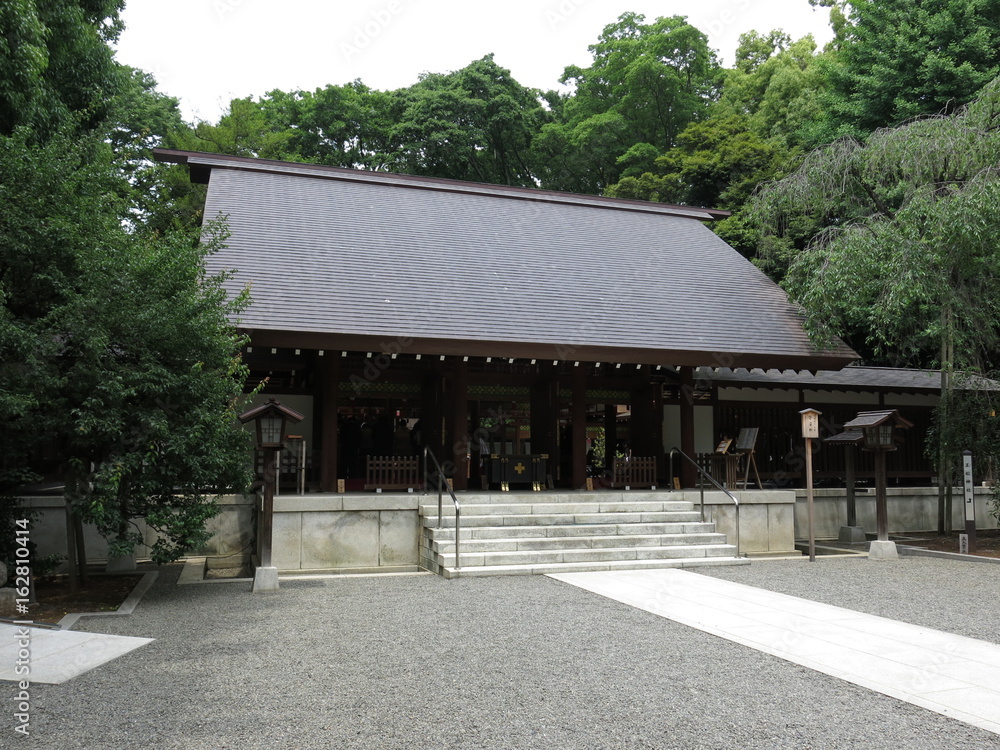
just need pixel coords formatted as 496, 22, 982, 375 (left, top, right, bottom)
550, 568, 1000, 736
0, 623, 152, 684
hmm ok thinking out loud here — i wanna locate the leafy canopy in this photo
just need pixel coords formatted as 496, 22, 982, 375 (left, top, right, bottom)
750, 77, 1000, 369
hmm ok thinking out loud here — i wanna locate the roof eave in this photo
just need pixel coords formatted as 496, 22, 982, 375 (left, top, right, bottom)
240, 328, 856, 371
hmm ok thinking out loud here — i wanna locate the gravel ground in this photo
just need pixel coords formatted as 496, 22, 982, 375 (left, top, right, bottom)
12, 555, 1000, 750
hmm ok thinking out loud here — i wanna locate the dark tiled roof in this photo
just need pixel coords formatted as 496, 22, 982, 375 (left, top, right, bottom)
697, 366, 997, 392
156, 150, 858, 370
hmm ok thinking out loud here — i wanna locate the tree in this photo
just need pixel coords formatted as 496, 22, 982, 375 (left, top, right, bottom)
720, 32, 831, 148
537, 13, 721, 193
606, 114, 789, 209
0, 0, 126, 141
388, 55, 545, 186
815, 0, 1000, 138
749, 77, 1000, 529
281, 82, 401, 171
0, 126, 254, 566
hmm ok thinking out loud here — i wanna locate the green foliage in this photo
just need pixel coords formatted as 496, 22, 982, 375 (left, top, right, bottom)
721, 33, 830, 148
0, 0, 126, 140
388, 55, 546, 186
750, 77, 1000, 370
817, 0, 1000, 138
283, 82, 399, 171
0, 128, 254, 564
607, 114, 790, 210
926, 375, 1000, 482
535, 13, 721, 193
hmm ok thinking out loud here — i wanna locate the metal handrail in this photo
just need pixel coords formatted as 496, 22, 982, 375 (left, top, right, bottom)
668, 447, 742, 559
422, 446, 462, 570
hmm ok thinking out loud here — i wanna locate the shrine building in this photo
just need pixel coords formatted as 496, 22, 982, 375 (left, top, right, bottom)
154, 148, 860, 495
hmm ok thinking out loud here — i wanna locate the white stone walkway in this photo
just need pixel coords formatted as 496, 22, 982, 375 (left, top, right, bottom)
549, 568, 1000, 736
0, 623, 153, 685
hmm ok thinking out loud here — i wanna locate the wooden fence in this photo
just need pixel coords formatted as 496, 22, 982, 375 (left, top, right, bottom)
365, 456, 421, 491
612, 456, 657, 489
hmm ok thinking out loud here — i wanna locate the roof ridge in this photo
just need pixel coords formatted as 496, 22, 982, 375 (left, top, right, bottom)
152, 148, 730, 221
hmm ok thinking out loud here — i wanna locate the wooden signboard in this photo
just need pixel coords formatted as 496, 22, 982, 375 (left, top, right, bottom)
734, 427, 759, 453
734, 427, 762, 489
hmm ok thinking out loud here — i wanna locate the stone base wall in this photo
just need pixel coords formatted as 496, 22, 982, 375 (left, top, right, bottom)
792, 487, 999, 539
694, 490, 797, 556
15, 495, 253, 564
272, 494, 420, 571
25, 487, 990, 571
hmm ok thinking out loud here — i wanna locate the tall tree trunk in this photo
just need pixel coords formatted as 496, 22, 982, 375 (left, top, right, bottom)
63, 464, 90, 588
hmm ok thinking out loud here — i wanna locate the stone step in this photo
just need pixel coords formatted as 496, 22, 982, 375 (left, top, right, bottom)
428, 532, 729, 554
419, 500, 696, 516
422, 511, 704, 528
429, 543, 739, 569
429, 556, 750, 579
425, 521, 717, 540
432, 491, 689, 505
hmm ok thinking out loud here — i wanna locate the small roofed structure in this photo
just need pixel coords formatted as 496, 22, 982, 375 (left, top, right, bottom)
842, 410, 914, 451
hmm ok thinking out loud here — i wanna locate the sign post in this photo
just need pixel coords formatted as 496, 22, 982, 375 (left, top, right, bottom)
800, 409, 821, 563
962, 450, 977, 554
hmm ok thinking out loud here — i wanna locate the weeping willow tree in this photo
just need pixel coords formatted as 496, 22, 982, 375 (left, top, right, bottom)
748, 77, 1000, 531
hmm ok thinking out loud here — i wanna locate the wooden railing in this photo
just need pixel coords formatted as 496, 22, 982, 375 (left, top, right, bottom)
365, 456, 421, 491
612, 456, 657, 488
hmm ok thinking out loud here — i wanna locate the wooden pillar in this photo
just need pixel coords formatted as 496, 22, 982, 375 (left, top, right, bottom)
679, 366, 697, 488
651, 378, 664, 484
604, 401, 617, 481
260, 448, 276, 566
628, 373, 647, 457
875, 449, 889, 541
470, 399, 483, 487
319, 356, 340, 492
448, 360, 470, 490
845, 447, 857, 527
629, 368, 660, 457
571, 366, 587, 489
421, 364, 446, 462
531, 366, 558, 475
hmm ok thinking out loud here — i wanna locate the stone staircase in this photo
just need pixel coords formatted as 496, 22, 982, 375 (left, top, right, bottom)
419, 491, 748, 578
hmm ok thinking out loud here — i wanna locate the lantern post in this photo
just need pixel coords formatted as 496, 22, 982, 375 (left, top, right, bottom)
842, 410, 913, 561
238, 398, 304, 592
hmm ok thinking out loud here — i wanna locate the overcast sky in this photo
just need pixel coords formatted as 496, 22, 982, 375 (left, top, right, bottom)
114, 0, 835, 124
